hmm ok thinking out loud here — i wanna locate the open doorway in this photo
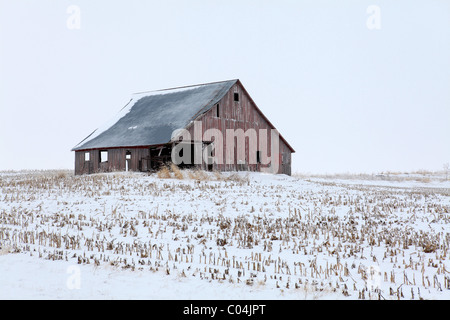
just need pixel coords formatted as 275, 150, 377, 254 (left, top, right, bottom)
149, 145, 172, 170
125, 151, 131, 172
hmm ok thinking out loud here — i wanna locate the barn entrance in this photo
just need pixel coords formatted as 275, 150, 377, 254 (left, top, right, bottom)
172, 141, 214, 171
174, 142, 196, 169
149, 145, 172, 170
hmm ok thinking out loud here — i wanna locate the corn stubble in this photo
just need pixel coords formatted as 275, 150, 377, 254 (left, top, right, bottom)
0, 169, 449, 299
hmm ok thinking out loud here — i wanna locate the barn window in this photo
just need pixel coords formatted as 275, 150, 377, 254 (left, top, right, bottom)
234, 93, 239, 102
216, 104, 220, 117
84, 152, 90, 162
256, 151, 261, 164
100, 150, 108, 163
126, 151, 131, 160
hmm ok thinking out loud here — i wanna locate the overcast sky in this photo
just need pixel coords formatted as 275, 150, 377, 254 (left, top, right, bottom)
1, 0, 449, 173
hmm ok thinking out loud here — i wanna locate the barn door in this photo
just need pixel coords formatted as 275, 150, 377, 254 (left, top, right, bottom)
126, 151, 131, 172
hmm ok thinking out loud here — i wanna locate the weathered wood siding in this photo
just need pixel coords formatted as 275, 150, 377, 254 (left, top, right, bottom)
186, 81, 293, 175
75, 147, 150, 175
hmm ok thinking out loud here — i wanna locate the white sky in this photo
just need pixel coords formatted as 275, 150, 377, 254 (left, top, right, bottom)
1, 0, 449, 173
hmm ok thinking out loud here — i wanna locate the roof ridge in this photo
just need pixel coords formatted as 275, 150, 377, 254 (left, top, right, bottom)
132, 79, 239, 95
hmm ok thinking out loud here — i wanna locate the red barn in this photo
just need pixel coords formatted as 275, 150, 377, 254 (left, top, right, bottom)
72, 79, 294, 175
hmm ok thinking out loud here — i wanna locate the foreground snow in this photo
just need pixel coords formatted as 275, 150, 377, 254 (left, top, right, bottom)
0, 252, 334, 300
0, 170, 449, 299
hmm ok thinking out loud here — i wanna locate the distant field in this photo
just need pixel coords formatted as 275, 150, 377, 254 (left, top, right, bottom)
1, 169, 449, 299
294, 170, 450, 184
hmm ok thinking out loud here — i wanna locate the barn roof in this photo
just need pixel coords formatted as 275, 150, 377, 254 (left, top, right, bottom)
72, 79, 238, 151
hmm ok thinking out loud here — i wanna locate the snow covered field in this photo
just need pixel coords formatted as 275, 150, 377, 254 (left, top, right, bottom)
0, 169, 449, 300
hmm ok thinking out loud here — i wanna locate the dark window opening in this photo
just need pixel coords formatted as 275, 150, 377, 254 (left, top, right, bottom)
234, 92, 239, 102
126, 151, 131, 160
256, 151, 261, 164
216, 104, 220, 117
100, 150, 108, 163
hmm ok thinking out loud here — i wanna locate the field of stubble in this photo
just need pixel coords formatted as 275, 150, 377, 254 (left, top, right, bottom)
1, 168, 449, 299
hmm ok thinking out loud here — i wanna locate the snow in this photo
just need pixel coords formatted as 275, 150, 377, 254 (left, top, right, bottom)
306, 176, 450, 190
0, 253, 330, 300
0, 170, 449, 299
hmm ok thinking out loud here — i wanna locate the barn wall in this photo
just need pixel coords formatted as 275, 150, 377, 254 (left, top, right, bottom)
75, 147, 150, 175
186, 81, 293, 175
